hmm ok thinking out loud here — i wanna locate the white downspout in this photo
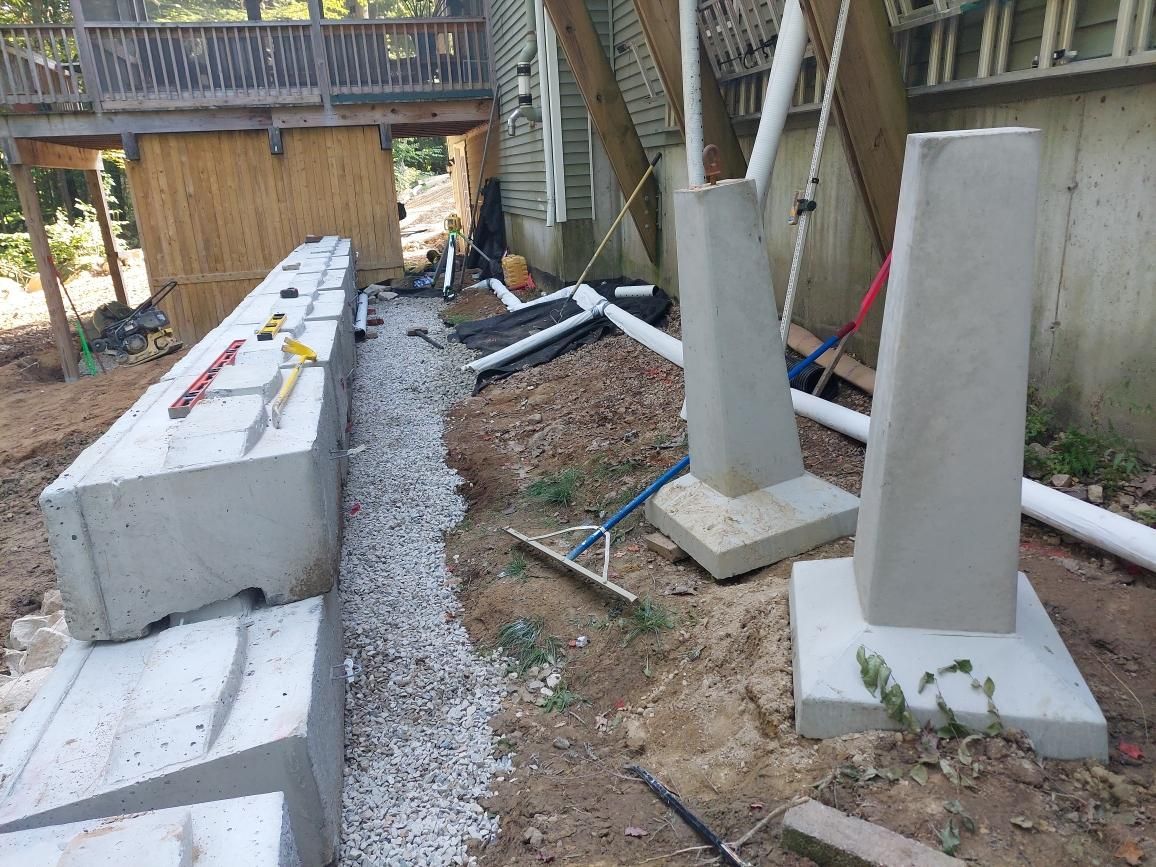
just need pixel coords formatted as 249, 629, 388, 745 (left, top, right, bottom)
680, 0, 705, 186
534, 0, 558, 227
745, 0, 809, 206
544, 9, 567, 222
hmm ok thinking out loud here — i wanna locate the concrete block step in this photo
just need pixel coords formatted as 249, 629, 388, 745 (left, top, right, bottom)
0, 793, 300, 867
0, 593, 342, 866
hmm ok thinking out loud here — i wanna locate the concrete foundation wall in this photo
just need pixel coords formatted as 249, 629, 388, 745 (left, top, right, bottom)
510, 81, 1154, 454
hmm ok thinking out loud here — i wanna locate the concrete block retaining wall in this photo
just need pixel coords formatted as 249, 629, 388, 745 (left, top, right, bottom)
0, 592, 342, 865
8, 237, 357, 866
0, 793, 302, 866
40, 240, 357, 642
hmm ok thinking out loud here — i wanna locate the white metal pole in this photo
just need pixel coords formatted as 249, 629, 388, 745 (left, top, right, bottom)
680, 0, 705, 186
779, 0, 852, 343
744, 0, 809, 206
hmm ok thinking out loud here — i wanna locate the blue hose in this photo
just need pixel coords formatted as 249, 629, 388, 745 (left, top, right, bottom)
787, 332, 840, 382
567, 455, 690, 560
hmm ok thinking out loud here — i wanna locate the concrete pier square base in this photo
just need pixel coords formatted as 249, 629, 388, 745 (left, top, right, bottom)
0, 793, 300, 866
0, 592, 342, 865
646, 473, 859, 580
790, 558, 1108, 760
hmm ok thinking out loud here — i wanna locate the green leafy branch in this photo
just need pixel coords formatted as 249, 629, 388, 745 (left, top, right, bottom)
857, 646, 917, 732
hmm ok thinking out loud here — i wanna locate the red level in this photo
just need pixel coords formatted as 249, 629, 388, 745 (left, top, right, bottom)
167, 339, 246, 419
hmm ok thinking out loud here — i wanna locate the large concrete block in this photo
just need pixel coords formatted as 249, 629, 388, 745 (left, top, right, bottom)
41, 366, 341, 641
0, 793, 301, 866
646, 178, 858, 579
0, 593, 343, 865
790, 129, 1107, 759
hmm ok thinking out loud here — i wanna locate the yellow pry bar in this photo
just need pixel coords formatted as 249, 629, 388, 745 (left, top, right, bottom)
256, 312, 287, 341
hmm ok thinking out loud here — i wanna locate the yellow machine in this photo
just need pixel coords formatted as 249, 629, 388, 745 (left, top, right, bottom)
89, 279, 183, 366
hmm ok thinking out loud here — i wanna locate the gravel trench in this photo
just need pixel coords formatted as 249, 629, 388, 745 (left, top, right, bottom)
339, 296, 506, 866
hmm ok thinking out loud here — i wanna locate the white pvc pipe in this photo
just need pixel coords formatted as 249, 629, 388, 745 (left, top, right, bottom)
534, 0, 558, 227
543, 9, 568, 221
572, 284, 683, 367
354, 292, 369, 338
680, 0, 705, 187
548, 305, 1156, 573
745, 0, 809, 206
442, 239, 455, 294
475, 278, 525, 311
613, 284, 657, 298
464, 308, 597, 373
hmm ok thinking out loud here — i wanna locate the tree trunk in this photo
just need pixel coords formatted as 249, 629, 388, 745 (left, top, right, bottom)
244, 0, 263, 21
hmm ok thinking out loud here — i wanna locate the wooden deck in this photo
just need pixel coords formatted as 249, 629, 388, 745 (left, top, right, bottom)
0, 17, 491, 115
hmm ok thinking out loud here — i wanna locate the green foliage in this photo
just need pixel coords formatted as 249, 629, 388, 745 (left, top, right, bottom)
527, 468, 582, 507
0, 202, 115, 283
505, 550, 528, 580
623, 598, 674, 646
393, 137, 448, 195
1048, 428, 1146, 489
857, 646, 917, 732
1024, 396, 1054, 444
497, 617, 562, 674
542, 682, 583, 713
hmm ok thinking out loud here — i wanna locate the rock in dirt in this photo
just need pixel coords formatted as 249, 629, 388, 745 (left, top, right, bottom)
1088, 484, 1104, 504
782, 799, 964, 866
643, 532, 687, 562
1050, 474, 1072, 489
522, 827, 544, 848
23, 627, 68, 671
4, 650, 25, 677
0, 667, 52, 712
8, 615, 52, 651
39, 589, 63, 616
624, 717, 647, 751
552, 737, 571, 750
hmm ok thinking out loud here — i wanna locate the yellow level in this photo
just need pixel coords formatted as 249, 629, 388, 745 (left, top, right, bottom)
256, 313, 287, 341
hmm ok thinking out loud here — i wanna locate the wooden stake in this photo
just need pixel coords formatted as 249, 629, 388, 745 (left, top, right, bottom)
12, 164, 79, 382
84, 169, 128, 306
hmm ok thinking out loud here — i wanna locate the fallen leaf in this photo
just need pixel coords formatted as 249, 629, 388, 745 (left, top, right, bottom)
624, 826, 648, 838
1010, 816, 1035, 830
750, 802, 764, 810
910, 765, 929, 785
1118, 741, 1145, 761
1114, 838, 1144, 865
348, 501, 362, 516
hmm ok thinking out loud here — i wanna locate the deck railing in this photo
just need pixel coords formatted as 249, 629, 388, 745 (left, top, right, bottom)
0, 16, 491, 111
0, 25, 89, 107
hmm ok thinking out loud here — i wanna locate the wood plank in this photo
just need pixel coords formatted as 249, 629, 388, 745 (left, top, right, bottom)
801, 0, 908, 254
123, 125, 406, 341
631, 0, 747, 179
11, 164, 79, 381
82, 169, 127, 306
542, 0, 660, 263
11, 139, 103, 170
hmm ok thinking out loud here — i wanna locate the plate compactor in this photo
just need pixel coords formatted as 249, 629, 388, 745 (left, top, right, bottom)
89, 280, 183, 366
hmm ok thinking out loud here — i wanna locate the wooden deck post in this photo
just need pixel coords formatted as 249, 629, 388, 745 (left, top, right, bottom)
11, 164, 80, 382
83, 169, 128, 306
308, 0, 333, 110
631, 0, 747, 179
542, 0, 660, 263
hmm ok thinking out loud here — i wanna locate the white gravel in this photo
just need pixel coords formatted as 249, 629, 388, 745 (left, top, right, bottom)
339, 296, 507, 866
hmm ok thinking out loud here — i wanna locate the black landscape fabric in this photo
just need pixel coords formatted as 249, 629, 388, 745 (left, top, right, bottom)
451, 279, 671, 393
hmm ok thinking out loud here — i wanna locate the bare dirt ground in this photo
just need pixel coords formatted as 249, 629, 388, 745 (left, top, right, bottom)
399, 174, 455, 268
0, 261, 183, 645
442, 286, 1155, 866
